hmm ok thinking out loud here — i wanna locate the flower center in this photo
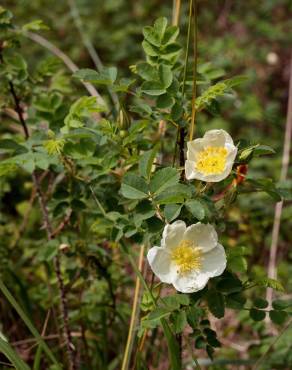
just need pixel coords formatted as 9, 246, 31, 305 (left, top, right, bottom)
171, 240, 202, 275
196, 146, 228, 175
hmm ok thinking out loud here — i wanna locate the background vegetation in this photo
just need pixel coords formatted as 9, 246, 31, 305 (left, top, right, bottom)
0, 1, 291, 369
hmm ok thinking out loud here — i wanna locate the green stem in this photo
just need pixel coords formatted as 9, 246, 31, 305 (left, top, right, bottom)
121, 243, 182, 370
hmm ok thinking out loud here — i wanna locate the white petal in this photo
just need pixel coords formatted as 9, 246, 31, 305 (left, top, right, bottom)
183, 223, 218, 252
172, 270, 209, 293
187, 139, 205, 161
161, 220, 186, 249
147, 247, 176, 284
204, 129, 234, 146
185, 159, 197, 180
200, 244, 227, 277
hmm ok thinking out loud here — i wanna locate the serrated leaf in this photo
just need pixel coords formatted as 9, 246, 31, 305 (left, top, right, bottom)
141, 81, 166, 96
272, 299, 292, 310
164, 204, 182, 222
120, 173, 149, 200
254, 277, 285, 292
139, 147, 158, 179
150, 167, 180, 195
216, 278, 242, 294
185, 200, 205, 220
74, 67, 117, 85
154, 184, 191, 205
207, 289, 225, 318
172, 311, 187, 334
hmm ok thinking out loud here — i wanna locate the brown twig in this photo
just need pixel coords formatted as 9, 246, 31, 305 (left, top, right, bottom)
4, 65, 77, 369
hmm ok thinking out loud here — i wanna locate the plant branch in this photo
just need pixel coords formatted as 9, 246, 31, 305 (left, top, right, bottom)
189, 0, 198, 141
121, 245, 145, 370
23, 31, 105, 106
266, 54, 292, 308
4, 70, 77, 370
68, 0, 119, 113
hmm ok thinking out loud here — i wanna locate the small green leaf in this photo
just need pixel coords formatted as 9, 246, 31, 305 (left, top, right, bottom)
74, 67, 117, 85
172, 311, 187, 334
156, 94, 174, 109
154, 184, 191, 205
207, 289, 225, 318
159, 65, 173, 89
150, 167, 180, 195
254, 298, 269, 309
164, 204, 182, 222
148, 307, 172, 321
185, 200, 205, 220
216, 277, 242, 294
120, 173, 149, 200
137, 63, 159, 81
272, 299, 292, 310
141, 81, 166, 96
250, 308, 266, 321
139, 147, 158, 179
153, 17, 168, 41
269, 310, 288, 325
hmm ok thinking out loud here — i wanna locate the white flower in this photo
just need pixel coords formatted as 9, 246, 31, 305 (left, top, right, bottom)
185, 129, 237, 182
147, 220, 226, 293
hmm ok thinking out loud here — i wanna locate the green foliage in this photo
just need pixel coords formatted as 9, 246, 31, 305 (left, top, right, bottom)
0, 1, 291, 369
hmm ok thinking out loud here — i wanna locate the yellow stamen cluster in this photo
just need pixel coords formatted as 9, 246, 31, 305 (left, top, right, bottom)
171, 240, 202, 275
196, 146, 228, 175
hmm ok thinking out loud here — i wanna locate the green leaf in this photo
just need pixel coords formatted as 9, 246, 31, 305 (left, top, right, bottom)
148, 307, 172, 321
164, 204, 182, 222
171, 102, 183, 120
159, 65, 173, 88
217, 278, 242, 294
154, 184, 191, 205
139, 147, 158, 179
153, 17, 168, 41
250, 308, 266, 321
228, 255, 247, 273
253, 277, 285, 292
207, 289, 225, 318
172, 310, 187, 334
37, 240, 59, 262
140, 81, 166, 96
142, 40, 159, 56
162, 26, 179, 45
137, 62, 159, 81
150, 167, 180, 195
185, 200, 205, 220
254, 298, 269, 309
225, 293, 246, 309
120, 173, 149, 200
272, 299, 292, 310
269, 310, 288, 325
22, 19, 49, 31
143, 26, 161, 47
74, 67, 117, 85
156, 94, 174, 109
0, 337, 31, 370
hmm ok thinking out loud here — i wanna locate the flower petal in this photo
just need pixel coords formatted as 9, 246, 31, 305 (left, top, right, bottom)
172, 270, 209, 293
185, 159, 197, 180
204, 129, 234, 147
200, 243, 227, 277
161, 220, 186, 249
183, 223, 218, 252
147, 247, 176, 284
187, 139, 205, 161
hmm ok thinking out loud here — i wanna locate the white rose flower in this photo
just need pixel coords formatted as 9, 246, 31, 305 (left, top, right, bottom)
147, 220, 226, 293
185, 129, 237, 182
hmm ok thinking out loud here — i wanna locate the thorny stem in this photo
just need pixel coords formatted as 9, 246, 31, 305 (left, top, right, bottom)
3, 59, 77, 370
